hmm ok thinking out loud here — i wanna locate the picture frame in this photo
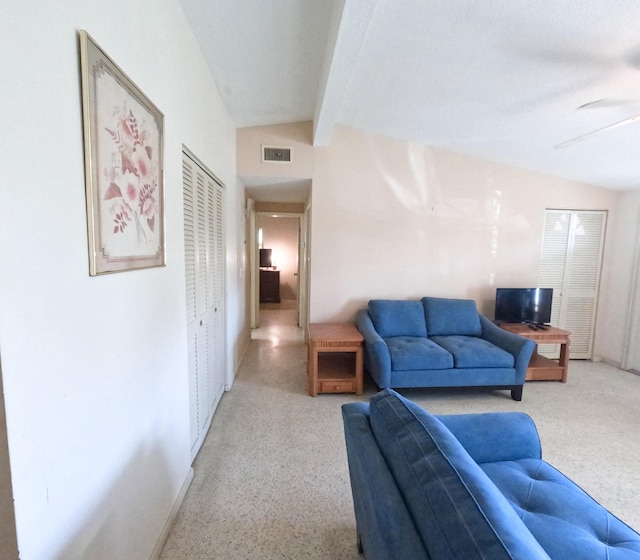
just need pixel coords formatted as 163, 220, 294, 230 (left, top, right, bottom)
79, 30, 165, 275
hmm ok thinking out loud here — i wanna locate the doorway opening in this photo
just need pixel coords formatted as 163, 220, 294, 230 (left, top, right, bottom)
249, 207, 309, 345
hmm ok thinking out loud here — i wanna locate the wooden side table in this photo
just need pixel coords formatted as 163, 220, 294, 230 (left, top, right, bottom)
499, 323, 571, 382
308, 323, 364, 396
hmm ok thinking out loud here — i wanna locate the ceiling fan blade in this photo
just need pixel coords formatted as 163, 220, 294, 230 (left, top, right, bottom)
577, 98, 640, 109
554, 112, 640, 149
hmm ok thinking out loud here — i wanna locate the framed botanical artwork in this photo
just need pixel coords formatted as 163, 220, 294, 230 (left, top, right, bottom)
79, 30, 165, 275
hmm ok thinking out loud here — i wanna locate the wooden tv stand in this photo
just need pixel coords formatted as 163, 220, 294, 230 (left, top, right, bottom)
499, 323, 570, 383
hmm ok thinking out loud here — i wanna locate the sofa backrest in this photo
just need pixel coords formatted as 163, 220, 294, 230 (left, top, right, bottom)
368, 389, 551, 560
422, 297, 482, 336
368, 300, 427, 338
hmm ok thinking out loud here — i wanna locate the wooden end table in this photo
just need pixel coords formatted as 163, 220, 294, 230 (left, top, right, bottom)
499, 323, 571, 382
308, 323, 364, 396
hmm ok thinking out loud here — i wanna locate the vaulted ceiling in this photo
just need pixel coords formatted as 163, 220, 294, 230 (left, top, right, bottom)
179, 0, 640, 195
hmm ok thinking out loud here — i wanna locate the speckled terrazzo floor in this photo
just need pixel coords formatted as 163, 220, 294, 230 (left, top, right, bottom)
159, 308, 640, 559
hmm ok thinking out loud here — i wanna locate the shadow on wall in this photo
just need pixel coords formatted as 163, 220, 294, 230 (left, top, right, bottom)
54, 442, 180, 560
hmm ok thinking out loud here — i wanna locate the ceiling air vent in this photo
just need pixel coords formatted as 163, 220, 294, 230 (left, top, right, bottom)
262, 145, 292, 163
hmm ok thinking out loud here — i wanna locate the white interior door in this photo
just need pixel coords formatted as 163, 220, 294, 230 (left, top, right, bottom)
212, 178, 226, 400
538, 209, 607, 359
183, 150, 226, 460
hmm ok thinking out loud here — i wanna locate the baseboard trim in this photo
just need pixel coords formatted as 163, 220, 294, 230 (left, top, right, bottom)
149, 467, 194, 560
596, 357, 640, 377
599, 357, 622, 370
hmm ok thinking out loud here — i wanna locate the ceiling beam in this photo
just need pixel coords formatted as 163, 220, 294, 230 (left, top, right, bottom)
313, 0, 380, 146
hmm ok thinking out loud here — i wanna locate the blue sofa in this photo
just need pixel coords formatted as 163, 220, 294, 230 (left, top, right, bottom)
342, 389, 640, 560
356, 297, 536, 400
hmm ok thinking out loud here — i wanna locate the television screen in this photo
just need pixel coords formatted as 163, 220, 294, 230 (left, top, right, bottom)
494, 288, 553, 325
259, 248, 272, 268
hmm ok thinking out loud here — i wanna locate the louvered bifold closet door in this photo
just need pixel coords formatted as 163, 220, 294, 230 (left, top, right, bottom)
183, 157, 201, 451
195, 168, 210, 442
205, 173, 225, 421
183, 151, 226, 460
538, 210, 606, 359
537, 211, 570, 357
212, 184, 225, 410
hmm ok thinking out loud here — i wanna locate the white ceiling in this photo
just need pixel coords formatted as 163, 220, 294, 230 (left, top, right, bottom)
179, 0, 640, 198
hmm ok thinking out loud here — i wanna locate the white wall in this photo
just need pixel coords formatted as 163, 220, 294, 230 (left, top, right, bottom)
309, 126, 619, 321
238, 121, 626, 352
237, 121, 315, 182
595, 190, 640, 365
238, 124, 623, 342
0, 1, 245, 559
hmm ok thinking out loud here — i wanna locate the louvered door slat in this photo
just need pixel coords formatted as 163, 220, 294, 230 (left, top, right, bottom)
187, 327, 198, 448
538, 211, 570, 290
196, 172, 208, 316
183, 160, 197, 324
206, 178, 216, 311
563, 297, 595, 355
566, 212, 606, 291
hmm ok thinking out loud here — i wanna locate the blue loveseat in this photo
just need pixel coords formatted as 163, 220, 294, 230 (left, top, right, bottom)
356, 297, 535, 400
342, 389, 640, 560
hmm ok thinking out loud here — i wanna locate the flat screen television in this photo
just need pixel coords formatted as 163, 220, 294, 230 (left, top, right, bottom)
494, 288, 553, 325
259, 248, 272, 268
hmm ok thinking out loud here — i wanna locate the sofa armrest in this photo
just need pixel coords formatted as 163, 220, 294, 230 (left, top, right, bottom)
356, 309, 391, 388
436, 411, 542, 464
342, 403, 429, 560
479, 315, 536, 383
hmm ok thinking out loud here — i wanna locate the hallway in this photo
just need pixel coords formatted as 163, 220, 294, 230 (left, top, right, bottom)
159, 300, 360, 559
251, 299, 305, 345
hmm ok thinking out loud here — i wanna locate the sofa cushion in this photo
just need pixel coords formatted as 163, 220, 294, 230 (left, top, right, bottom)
369, 300, 427, 338
430, 335, 515, 368
369, 389, 550, 560
385, 337, 453, 371
422, 297, 482, 336
482, 459, 640, 559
